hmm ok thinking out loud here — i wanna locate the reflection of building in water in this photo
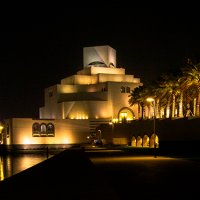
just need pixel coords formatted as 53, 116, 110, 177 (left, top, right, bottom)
0, 45, 143, 148
0, 157, 4, 181
0, 155, 47, 181
0, 156, 12, 181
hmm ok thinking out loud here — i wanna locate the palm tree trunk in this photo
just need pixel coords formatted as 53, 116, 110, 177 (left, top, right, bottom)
193, 98, 196, 116
137, 103, 141, 119
148, 105, 151, 119
172, 94, 175, 118
166, 100, 170, 118
156, 99, 160, 118
141, 105, 145, 119
196, 91, 200, 116
160, 107, 164, 118
178, 92, 183, 117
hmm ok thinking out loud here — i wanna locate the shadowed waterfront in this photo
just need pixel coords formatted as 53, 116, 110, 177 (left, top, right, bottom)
0, 152, 55, 181
0, 148, 200, 199
0, 148, 119, 200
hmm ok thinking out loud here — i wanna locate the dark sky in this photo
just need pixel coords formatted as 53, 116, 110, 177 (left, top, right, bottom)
0, 3, 200, 119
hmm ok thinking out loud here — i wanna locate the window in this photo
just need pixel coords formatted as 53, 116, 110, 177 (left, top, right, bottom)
32, 123, 55, 137
47, 123, 55, 137
102, 87, 108, 92
121, 86, 125, 93
126, 87, 130, 93
32, 123, 40, 137
40, 123, 47, 136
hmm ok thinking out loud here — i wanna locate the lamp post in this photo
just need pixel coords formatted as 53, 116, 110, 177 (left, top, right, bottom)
0, 125, 4, 144
109, 121, 114, 145
97, 129, 102, 145
146, 97, 157, 158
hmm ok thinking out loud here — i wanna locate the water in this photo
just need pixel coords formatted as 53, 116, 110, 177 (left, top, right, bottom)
0, 153, 53, 181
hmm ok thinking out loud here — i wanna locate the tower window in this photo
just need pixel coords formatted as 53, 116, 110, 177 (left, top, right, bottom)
126, 87, 130, 93
102, 87, 107, 92
121, 86, 125, 93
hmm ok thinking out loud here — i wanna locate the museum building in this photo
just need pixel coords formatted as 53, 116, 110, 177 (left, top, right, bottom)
0, 45, 142, 148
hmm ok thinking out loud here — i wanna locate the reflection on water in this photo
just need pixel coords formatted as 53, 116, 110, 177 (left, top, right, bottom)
0, 154, 52, 181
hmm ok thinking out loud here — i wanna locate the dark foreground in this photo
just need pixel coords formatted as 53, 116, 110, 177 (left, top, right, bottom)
0, 148, 200, 200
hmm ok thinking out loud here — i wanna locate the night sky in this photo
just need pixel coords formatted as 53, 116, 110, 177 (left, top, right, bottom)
0, 3, 200, 119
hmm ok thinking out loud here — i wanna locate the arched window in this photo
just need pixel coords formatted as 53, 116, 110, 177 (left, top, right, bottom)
131, 136, 136, 147
118, 107, 135, 122
32, 123, 40, 137
150, 134, 159, 148
143, 135, 149, 147
136, 136, 142, 147
47, 123, 55, 137
88, 61, 107, 67
32, 122, 55, 137
40, 123, 47, 136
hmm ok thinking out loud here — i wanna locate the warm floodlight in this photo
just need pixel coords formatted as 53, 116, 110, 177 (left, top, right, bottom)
146, 97, 155, 102
0, 125, 3, 133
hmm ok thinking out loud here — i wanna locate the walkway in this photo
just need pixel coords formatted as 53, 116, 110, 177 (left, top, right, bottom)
1, 148, 200, 199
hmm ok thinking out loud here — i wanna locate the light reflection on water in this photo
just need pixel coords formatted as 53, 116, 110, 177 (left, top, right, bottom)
0, 154, 52, 181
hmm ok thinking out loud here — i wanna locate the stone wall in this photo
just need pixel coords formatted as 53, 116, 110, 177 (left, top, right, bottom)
99, 117, 200, 152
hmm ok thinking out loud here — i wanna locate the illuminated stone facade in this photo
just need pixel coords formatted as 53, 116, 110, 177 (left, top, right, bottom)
2, 118, 89, 145
0, 45, 143, 147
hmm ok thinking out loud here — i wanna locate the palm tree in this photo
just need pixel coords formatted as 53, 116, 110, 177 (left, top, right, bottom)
180, 59, 200, 116
129, 85, 151, 119
157, 73, 180, 118
128, 58, 200, 119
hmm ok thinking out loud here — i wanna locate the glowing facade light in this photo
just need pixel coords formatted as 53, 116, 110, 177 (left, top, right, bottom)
0, 125, 4, 133
63, 138, 69, 144
146, 97, 155, 102
112, 118, 118, 123
23, 138, 31, 144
